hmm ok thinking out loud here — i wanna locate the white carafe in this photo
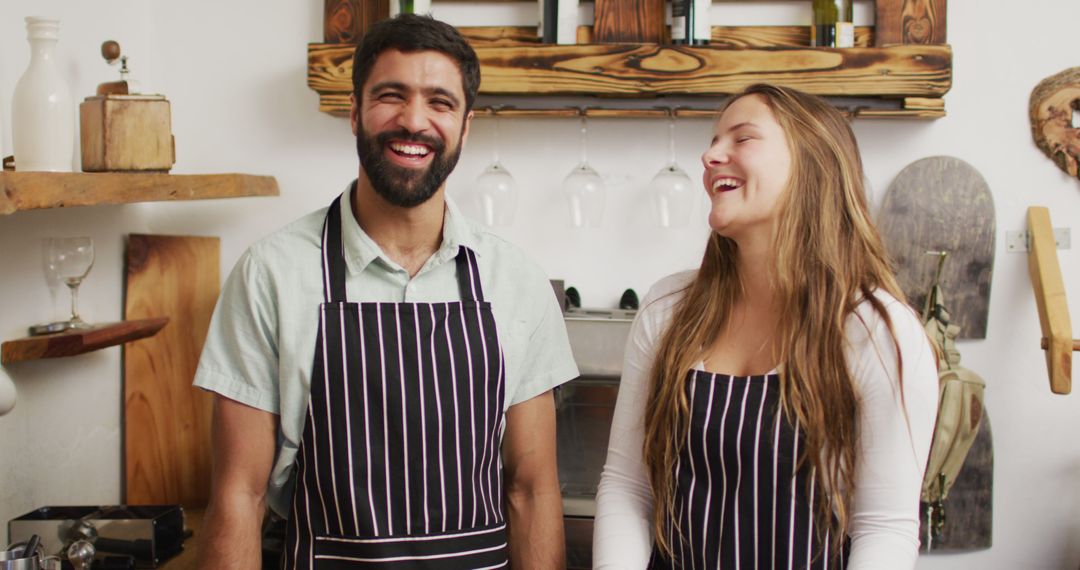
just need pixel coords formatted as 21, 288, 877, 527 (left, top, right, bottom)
12, 17, 74, 172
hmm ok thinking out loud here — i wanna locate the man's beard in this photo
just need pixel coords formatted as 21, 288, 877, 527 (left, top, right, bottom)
357, 126, 463, 208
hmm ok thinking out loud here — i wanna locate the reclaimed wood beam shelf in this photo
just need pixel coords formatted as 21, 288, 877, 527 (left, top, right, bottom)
0, 172, 280, 215
308, 25, 952, 120
1, 318, 169, 364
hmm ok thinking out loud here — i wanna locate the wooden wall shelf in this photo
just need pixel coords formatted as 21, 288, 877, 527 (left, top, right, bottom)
0, 172, 279, 215
308, 31, 951, 119
2, 318, 169, 364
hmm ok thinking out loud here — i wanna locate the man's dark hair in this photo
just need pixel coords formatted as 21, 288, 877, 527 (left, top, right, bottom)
352, 14, 481, 112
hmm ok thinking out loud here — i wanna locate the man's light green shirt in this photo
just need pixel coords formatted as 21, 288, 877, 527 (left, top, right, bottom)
194, 186, 579, 517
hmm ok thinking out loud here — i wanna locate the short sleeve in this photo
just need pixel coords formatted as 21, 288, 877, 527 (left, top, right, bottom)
506, 275, 579, 406
193, 249, 281, 414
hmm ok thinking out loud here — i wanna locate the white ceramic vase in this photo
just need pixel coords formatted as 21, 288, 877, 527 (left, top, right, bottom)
12, 17, 74, 172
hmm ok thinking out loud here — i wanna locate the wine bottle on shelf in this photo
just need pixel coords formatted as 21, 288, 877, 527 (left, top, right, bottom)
811, 0, 854, 48
538, 0, 578, 44
671, 0, 710, 45
389, 0, 431, 17
693, 0, 711, 45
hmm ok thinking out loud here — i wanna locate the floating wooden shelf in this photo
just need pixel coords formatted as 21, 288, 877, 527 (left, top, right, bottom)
0, 172, 279, 215
308, 26, 951, 120
2, 317, 169, 364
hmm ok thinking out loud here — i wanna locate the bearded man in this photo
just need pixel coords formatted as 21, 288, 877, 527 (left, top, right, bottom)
194, 14, 578, 569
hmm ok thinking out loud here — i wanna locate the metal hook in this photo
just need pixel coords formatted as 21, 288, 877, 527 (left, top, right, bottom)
925, 250, 949, 289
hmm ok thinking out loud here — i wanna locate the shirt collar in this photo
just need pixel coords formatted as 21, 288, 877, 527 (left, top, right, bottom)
338, 180, 480, 275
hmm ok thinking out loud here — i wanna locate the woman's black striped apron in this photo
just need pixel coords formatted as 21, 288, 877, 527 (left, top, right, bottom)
283, 196, 508, 569
648, 371, 849, 570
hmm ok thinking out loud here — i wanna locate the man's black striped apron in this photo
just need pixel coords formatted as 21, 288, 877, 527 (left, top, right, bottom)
648, 371, 849, 570
283, 196, 508, 569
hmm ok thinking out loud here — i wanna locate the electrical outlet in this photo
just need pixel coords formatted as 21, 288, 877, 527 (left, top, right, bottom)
1006, 228, 1071, 252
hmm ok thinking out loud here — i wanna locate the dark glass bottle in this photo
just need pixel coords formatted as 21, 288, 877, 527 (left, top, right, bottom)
811, 0, 854, 48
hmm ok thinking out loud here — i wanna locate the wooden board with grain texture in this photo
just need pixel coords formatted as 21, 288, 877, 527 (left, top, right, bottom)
308, 42, 952, 98
593, 0, 665, 43
1, 319, 168, 364
876, 0, 947, 46
124, 234, 220, 507
878, 157, 995, 339
0, 172, 279, 215
324, 0, 388, 43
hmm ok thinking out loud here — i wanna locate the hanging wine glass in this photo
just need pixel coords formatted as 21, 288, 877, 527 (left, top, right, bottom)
649, 111, 695, 228
46, 237, 95, 329
473, 111, 518, 226
562, 111, 606, 228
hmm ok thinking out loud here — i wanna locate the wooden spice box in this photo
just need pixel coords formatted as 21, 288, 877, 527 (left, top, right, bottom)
80, 94, 175, 172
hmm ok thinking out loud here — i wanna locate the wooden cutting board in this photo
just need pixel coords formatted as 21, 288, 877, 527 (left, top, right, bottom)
124, 234, 220, 507
878, 156, 996, 338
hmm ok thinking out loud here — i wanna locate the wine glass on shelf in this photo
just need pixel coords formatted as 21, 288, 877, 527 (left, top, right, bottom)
562, 111, 606, 228
473, 112, 518, 227
46, 237, 95, 329
649, 111, 695, 228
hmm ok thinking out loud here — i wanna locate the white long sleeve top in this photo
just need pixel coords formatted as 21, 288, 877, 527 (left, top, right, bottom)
593, 271, 939, 569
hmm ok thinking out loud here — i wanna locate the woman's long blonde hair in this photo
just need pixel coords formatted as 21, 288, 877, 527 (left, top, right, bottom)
643, 84, 907, 556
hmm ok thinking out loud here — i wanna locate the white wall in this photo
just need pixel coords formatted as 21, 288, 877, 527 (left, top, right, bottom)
1, 1, 1078, 567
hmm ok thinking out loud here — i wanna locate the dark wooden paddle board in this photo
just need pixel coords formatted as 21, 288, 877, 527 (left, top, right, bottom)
877, 156, 996, 339
919, 412, 994, 552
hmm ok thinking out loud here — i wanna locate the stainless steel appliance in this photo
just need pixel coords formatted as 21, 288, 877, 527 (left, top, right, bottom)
557, 308, 634, 569
8, 506, 184, 568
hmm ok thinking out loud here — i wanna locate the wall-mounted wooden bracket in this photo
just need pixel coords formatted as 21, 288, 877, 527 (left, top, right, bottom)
1027, 206, 1076, 394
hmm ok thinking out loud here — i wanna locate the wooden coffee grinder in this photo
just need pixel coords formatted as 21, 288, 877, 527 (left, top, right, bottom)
80, 41, 175, 172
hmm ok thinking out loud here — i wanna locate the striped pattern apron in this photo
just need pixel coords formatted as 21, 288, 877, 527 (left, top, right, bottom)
283, 196, 508, 569
648, 371, 849, 570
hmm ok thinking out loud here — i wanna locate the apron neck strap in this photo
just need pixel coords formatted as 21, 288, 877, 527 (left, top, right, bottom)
322, 193, 487, 304
454, 245, 485, 302
321, 194, 349, 303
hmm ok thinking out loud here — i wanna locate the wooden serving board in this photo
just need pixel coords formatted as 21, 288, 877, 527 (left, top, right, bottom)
878, 156, 996, 338
124, 234, 220, 507
919, 412, 994, 552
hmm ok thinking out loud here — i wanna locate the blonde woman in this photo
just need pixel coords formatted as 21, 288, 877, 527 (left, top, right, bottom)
593, 84, 939, 569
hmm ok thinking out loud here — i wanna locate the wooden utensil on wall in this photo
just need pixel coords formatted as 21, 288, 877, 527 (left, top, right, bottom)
124, 234, 220, 506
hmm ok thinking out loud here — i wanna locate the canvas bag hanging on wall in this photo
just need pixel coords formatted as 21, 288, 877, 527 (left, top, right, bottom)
920, 284, 986, 504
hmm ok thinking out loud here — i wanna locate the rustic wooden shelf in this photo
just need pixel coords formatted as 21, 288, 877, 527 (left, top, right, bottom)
2, 317, 169, 364
0, 172, 279, 215
308, 30, 951, 119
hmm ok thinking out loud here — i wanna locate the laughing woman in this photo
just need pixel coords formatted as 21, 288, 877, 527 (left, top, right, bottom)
593, 84, 939, 569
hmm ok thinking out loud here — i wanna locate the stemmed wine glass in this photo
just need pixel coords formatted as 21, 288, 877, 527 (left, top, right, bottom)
46, 237, 95, 329
649, 112, 695, 228
562, 111, 606, 228
473, 112, 518, 226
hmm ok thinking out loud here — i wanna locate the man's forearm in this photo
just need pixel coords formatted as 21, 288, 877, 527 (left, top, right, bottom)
507, 487, 566, 569
197, 492, 266, 569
